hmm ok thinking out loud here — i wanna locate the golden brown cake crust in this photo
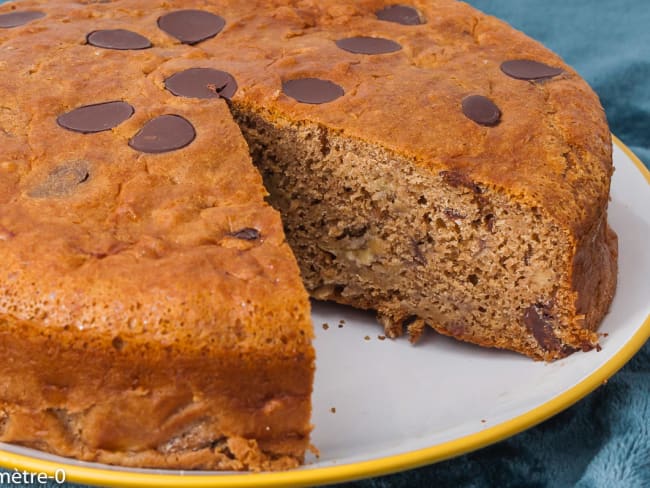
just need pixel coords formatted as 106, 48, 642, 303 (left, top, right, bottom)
0, 0, 616, 469
0, 0, 612, 238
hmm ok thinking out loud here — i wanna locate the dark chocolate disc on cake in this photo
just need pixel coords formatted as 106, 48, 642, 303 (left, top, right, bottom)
282, 78, 344, 104
87, 29, 152, 50
129, 114, 196, 153
461, 95, 501, 126
376, 5, 423, 25
0, 11, 45, 28
165, 68, 238, 99
501, 59, 563, 80
335, 36, 402, 55
57, 101, 134, 134
157, 9, 225, 45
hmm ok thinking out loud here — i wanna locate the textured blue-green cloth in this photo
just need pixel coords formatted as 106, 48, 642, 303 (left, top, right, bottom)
1, 0, 649, 487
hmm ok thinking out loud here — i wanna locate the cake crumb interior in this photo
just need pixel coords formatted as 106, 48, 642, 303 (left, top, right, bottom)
232, 104, 591, 360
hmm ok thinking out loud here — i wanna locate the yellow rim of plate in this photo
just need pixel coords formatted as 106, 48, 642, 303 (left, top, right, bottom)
1, 136, 649, 488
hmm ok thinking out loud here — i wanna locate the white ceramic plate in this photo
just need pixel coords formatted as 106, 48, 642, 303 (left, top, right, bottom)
1, 137, 649, 487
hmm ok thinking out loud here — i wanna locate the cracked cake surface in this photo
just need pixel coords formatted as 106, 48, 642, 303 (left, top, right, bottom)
0, 0, 616, 470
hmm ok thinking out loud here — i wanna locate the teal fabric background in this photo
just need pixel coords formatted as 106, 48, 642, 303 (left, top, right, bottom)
1, 0, 649, 487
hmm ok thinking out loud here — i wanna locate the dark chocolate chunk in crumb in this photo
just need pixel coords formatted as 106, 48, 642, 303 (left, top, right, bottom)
282, 78, 344, 104
376, 5, 424, 25
501, 59, 563, 81
410, 237, 427, 265
439, 170, 482, 194
335, 36, 402, 55
165, 68, 238, 99
461, 95, 501, 126
444, 208, 466, 220
87, 29, 152, 50
231, 228, 260, 241
0, 11, 45, 28
57, 101, 134, 134
128, 115, 196, 154
523, 304, 562, 352
157, 9, 225, 45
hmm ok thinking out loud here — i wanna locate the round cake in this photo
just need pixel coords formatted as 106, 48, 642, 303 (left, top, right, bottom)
0, 0, 616, 471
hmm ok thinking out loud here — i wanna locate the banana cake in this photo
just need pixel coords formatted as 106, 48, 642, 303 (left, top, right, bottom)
0, 0, 617, 471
